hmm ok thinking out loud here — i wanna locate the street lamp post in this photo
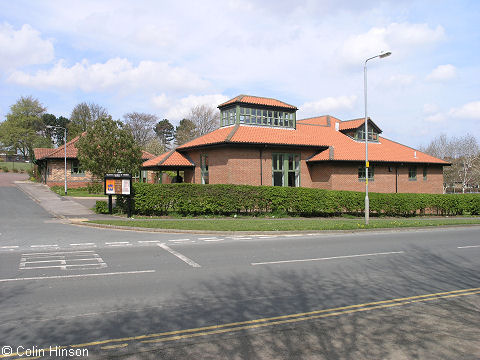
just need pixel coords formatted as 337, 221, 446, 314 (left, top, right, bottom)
364, 51, 391, 225
46, 125, 68, 195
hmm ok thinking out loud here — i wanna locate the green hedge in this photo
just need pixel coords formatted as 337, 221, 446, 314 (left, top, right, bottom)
116, 183, 480, 217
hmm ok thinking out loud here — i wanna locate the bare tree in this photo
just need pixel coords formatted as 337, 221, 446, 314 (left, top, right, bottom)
421, 133, 480, 193
144, 138, 166, 156
123, 112, 158, 147
188, 104, 219, 136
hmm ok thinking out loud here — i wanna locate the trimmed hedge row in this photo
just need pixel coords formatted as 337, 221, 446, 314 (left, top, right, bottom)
116, 183, 480, 217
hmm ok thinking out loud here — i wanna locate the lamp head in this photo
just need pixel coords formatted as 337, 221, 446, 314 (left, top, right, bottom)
379, 51, 392, 58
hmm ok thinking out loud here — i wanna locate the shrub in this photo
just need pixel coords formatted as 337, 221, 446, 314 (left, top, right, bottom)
87, 182, 103, 194
95, 201, 110, 214
2, 166, 9, 172
12, 168, 19, 173
118, 183, 480, 218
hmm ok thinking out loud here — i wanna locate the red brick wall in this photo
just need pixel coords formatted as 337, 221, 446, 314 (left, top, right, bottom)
181, 146, 445, 194
45, 159, 93, 188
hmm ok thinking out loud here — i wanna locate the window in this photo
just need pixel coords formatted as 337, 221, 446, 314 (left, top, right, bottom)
272, 153, 300, 187
356, 128, 378, 141
409, 166, 417, 180
221, 107, 295, 128
423, 166, 427, 181
71, 160, 84, 175
201, 154, 209, 184
358, 165, 374, 181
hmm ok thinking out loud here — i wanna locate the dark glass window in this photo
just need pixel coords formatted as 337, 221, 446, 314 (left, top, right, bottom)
409, 166, 417, 180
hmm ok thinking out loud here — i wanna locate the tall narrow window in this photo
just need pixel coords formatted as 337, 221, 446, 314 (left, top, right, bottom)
272, 153, 300, 187
201, 154, 209, 184
423, 166, 427, 181
409, 166, 417, 180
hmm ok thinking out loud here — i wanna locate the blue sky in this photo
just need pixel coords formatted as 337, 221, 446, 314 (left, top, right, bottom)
1, 0, 479, 148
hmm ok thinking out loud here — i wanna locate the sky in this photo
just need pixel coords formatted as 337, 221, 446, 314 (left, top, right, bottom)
1, 0, 479, 149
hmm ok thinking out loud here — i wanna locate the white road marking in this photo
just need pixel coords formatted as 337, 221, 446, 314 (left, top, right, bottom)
0, 246, 19, 249
204, 239, 224, 242
138, 240, 161, 243
258, 236, 277, 239
157, 243, 201, 268
251, 251, 405, 266
106, 243, 133, 246
0, 270, 156, 282
457, 245, 480, 249
70, 243, 96, 246
168, 239, 191, 242
30, 244, 59, 248
284, 234, 303, 237
22, 250, 94, 256
19, 250, 106, 270
105, 242, 130, 245
198, 237, 219, 240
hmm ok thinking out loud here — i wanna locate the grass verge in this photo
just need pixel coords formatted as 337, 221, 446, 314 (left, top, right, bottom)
0, 161, 32, 172
87, 218, 480, 231
50, 186, 106, 197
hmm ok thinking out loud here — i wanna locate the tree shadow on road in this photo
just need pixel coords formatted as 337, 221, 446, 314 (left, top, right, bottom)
2, 246, 479, 359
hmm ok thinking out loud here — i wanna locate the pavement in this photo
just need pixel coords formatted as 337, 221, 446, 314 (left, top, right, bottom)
14, 180, 115, 221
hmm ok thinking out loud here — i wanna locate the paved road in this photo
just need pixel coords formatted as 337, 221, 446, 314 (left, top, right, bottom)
1, 174, 479, 359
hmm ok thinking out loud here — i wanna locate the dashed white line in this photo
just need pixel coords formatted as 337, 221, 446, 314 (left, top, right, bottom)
138, 240, 161, 244
204, 239, 224, 242
168, 239, 192, 242
70, 243, 95, 246
284, 234, 303, 237
251, 251, 405, 266
157, 243, 201, 268
30, 244, 59, 248
105, 242, 130, 245
198, 237, 220, 240
458, 245, 480, 249
0, 246, 19, 249
0, 270, 156, 282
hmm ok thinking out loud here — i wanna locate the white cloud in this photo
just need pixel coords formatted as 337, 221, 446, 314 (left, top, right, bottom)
152, 93, 229, 121
387, 74, 415, 86
0, 23, 54, 71
423, 103, 438, 114
340, 22, 445, 66
7, 58, 209, 93
426, 64, 457, 81
424, 113, 447, 123
449, 101, 480, 119
298, 95, 357, 118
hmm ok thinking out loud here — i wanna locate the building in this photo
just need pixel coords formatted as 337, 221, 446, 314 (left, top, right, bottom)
143, 95, 449, 193
34, 134, 155, 188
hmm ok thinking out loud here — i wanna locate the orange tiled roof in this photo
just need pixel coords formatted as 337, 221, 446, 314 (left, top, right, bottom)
177, 119, 448, 165
307, 136, 448, 164
142, 150, 194, 168
34, 135, 82, 159
218, 95, 297, 110
33, 148, 54, 160
141, 150, 155, 160
338, 118, 382, 133
36, 134, 156, 161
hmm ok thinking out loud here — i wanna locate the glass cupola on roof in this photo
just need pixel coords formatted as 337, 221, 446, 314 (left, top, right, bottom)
218, 95, 297, 129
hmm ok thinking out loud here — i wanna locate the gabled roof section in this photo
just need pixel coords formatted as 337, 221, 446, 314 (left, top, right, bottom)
142, 150, 194, 168
307, 136, 449, 164
33, 148, 54, 161
141, 150, 155, 160
339, 118, 382, 133
177, 123, 334, 149
218, 95, 297, 110
35, 134, 83, 160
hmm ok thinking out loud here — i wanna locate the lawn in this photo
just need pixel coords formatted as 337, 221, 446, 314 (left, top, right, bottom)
87, 217, 480, 231
50, 186, 106, 197
0, 161, 33, 172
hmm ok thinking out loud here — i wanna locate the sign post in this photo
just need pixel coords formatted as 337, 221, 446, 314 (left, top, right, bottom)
104, 173, 133, 217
